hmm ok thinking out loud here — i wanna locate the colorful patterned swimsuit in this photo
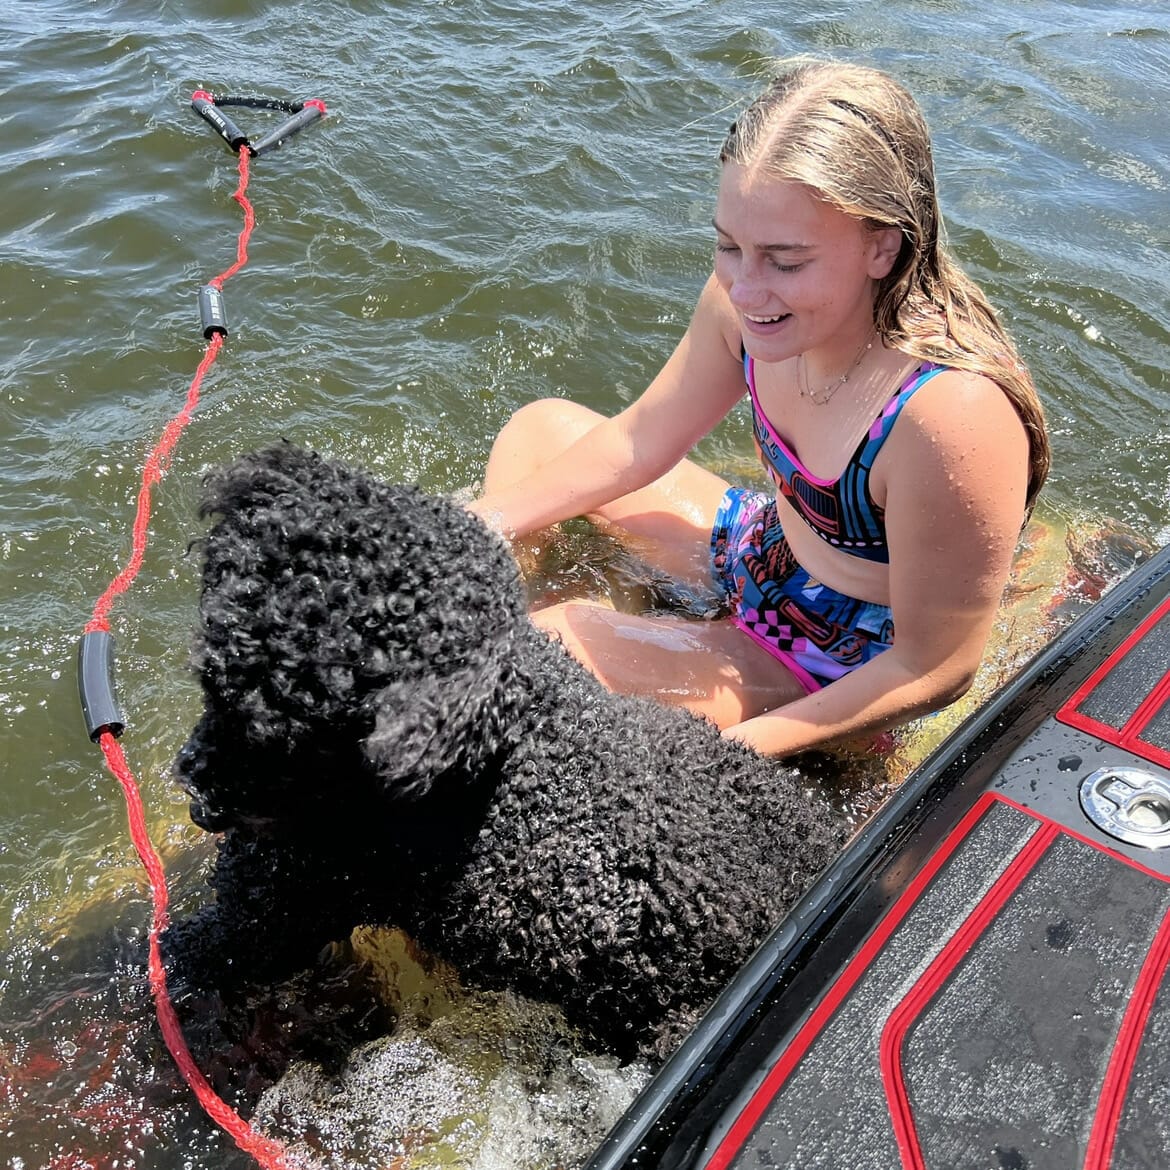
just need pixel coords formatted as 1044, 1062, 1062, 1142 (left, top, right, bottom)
710, 355, 947, 692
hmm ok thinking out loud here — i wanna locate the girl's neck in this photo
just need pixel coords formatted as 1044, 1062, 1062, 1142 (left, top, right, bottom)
797, 326, 877, 406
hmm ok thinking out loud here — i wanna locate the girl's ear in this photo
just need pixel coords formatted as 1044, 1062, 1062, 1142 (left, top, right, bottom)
867, 226, 905, 280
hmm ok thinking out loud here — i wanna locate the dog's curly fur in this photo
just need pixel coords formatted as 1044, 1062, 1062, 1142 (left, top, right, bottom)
164, 442, 846, 1061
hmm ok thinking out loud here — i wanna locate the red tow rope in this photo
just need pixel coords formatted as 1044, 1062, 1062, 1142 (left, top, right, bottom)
84, 139, 253, 640
78, 139, 299, 1169
100, 734, 294, 1168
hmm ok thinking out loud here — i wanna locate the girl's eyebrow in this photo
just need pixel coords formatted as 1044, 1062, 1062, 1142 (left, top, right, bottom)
712, 219, 812, 252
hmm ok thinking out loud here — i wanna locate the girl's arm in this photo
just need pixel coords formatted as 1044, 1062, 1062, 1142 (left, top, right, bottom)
722, 369, 1031, 757
470, 274, 747, 539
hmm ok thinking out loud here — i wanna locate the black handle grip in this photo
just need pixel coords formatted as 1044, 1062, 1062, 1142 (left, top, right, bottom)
198, 284, 229, 338
249, 103, 326, 157
78, 630, 126, 741
191, 92, 250, 152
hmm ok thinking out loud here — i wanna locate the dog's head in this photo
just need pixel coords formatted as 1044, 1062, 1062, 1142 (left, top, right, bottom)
180, 443, 532, 814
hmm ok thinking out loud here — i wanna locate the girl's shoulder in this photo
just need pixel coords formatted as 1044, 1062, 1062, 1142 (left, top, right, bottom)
890, 365, 1029, 477
901, 363, 1020, 420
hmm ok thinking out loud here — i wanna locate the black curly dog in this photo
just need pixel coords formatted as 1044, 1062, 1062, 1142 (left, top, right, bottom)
164, 443, 845, 1061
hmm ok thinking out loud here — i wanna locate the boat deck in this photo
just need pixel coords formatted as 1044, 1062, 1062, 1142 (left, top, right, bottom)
589, 545, 1170, 1170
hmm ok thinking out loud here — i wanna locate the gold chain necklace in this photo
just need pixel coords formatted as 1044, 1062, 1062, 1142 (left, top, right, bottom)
798, 330, 877, 406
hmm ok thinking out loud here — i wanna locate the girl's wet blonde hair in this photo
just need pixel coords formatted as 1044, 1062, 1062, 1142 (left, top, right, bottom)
721, 57, 1050, 513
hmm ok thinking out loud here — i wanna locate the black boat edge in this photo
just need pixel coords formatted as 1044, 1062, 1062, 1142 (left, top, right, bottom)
586, 541, 1170, 1170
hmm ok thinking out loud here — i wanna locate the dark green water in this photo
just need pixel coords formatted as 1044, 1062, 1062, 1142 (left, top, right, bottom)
2, 1, 1168, 1166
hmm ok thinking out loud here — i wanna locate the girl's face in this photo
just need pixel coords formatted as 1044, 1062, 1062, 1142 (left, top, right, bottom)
713, 164, 900, 363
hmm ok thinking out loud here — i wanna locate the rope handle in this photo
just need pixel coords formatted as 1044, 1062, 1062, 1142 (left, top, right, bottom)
191, 90, 327, 157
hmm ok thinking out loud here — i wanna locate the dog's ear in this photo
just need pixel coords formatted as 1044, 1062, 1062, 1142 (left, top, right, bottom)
361, 638, 524, 799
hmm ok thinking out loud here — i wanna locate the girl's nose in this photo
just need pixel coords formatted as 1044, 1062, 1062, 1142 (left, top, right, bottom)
729, 262, 769, 313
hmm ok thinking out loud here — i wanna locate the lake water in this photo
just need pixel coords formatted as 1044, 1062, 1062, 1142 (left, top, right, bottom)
2, 1, 1168, 1167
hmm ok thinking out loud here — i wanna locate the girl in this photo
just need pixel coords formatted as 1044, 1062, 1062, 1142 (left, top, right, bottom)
470, 57, 1049, 758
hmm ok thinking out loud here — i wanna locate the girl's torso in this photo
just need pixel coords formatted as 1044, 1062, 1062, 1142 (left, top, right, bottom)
745, 352, 947, 606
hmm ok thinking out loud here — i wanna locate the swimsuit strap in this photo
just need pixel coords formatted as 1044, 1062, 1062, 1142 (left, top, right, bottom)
854, 362, 949, 470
